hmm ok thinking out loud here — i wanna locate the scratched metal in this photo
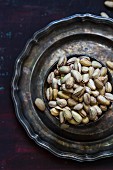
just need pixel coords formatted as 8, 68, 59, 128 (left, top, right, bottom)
12, 14, 113, 161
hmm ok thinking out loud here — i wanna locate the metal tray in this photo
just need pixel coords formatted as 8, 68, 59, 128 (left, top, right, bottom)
12, 14, 113, 161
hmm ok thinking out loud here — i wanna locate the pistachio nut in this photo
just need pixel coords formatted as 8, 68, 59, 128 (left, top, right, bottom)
104, 1, 113, 8
68, 118, 78, 125
80, 58, 92, 66
73, 103, 83, 111
87, 79, 96, 90
52, 78, 58, 89
106, 61, 113, 70
56, 98, 67, 108
105, 93, 113, 101
46, 87, 53, 100
94, 78, 103, 89
61, 73, 71, 83
97, 95, 110, 105
59, 111, 64, 124
80, 56, 90, 61
59, 66, 70, 74
98, 86, 105, 95
63, 109, 72, 120
90, 96, 97, 105
92, 68, 100, 79
58, 91, 71, 99
83, 103, 90, 113
65, 76, 74, 89
69, 64, 74, 70
92, 61, 102, 68
74, 61, 81, 73
60, 123, 70, 129
105, 82, 112, 93
61, 84, 74, 93
100, 105, 107, 111
89, 107, 97, 120
64, 106, 71, 111
100, 67, 107, 76
50, 108, 59, 116
72, 110, 82, 123
89, 66, 94, 78
82, 117, 89, 124
67, 57, 77, 65
91, 90, 99, 97
57, 56, 67, 67
85, 86, 92, 94
73, 86, 84, 97
55, 106, 63, 111
103, 75, 108, 84
47, 72, 55, 84
83, 93, 91, 105
82, 73, 89, 84
100, 12, 109, 18
81, 66, 89, 73
71, 95, 79, 101
48, 101, 57, 107
78, 96, 84, 103
54, 69, 60, 76
67, 98, 78, 107
79, 109, 87, 118
71, 70, 82, 83
52, 89, 58, 100
73, 84, 79, 89
93, 105, 102, 116
35, 98, 46, 111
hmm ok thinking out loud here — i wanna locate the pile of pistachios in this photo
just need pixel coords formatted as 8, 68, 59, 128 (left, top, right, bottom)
44, 55, 113, 125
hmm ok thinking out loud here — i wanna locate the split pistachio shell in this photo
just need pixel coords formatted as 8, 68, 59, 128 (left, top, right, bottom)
48, 101, 57, 107
94, 78, 103, 89
52, 89, 58, 100
72, 111, 82, 123
83, 103, 90, 113
67, 98, 78, 107
57, 56, 67, 67
65, 76, 74, 89
89, 67, 94, 78
85, 86, 92, 94
63, 109, 72, 120
84, 93, 91, 105
58, 91, 71, 99
92, 61, 102, 68
89, 107, 97, 120
82, 66, 89, 73
106, 61, 113, 70
94, 105, 102, 116
67, 57, 77, 65
91, 90, 99, 97
47, 72, 54, 84
82, 74, 89, 83
99, 86, 105, 95
46, 87, 53, 100
87, 79, 96, 90
52, 78, 58, 89
100, 67, 107, 76
73, 86, 84, 97
79, 109, 87, 118
56, 99, 67, 108
105, 93, 113, 101
92, 68, 100, 79
35, 98, 46, 111
82, 117, 89, 124
61, 84, 74, 93
90, 96, 97, 105
68, 119, 78, 125
73, 103, 83, 111
61, 73, 71, 83
74, 62, 81, 73
50, 108, 59, 116
71, 70, 82, 83
80, 58, 92, 66
97, 95, 110, 105
59, 66, 70, 74
105, 82, 112, 92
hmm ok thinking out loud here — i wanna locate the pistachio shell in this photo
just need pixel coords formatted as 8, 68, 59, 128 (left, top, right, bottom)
105, 93, 113, 101
97, 95, 110, 105
105, 82, 112, 92
72, 111, 82, 123
68, 119, 78, 125
100, 105, 107, 111
50, 108, 59, 116
35, 98, 46, 111
63, 109, 72, 120
83, 103, 90, 113
94, 78, 103, 89
61, 73, 71, 83
48, 101, 57, 107
85, 86, 92, 94
59, 111, 64, 124
52, 89, 58, 100
90, 96, 97, 105
59, 66, 70, 74
91, 90, 99, 97
65, 76, 74, 89
67, 98, 78, 107
80, 58, 92, 66
67, 57, 77, 65
106, 61, 113, 70
100, 12, 109, 18
54, 69, 60, 76
82, 74, 89, 83
56, 99, 67, 108
47, 72, 55, 84
73, 86, 84, 97
57, 56, 67, 67
92, 61, 102, 68
52, 78, 58, 89
100, 67, 107, 76
81, 66, 89, 73
87, 79, 96, 90
83, 93, 91, 105
46, 87, 53, 100
58, 91, 71, 99
98, 86, 105, 95
104, 1, 113, 8
89, 107, 97, 120
93, 105, 102, 116
73, 103, 83, 111
74, 62, 81, 73
92, 68, 100, 79
82, 117, 89, 124
78, 96, 84, 102
79, 109, 87, 118
61, 84, 74, 93
71, 70, 82, 83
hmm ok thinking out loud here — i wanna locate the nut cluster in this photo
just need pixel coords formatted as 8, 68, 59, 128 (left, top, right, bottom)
46, 55, 113, 125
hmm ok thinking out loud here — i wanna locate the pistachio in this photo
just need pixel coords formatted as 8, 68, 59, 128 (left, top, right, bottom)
56, 99, 67, 108
58, 91, 71, 99
55, 106, 63, 111
73, 103, 83, 111
52, 89, 58, 100
65, 76, 74, 89
61, 73, 71, 83
89, 107, 97, 120
48, 101, 57, 107
91, 90, 99, 97
78, 96, 84, 102
100, 105, 107, 112
89, 67, 94, 78
67, 98, 78, 107
105, 82, 112, 93
60, 123, 69, 129
98, 86, 105, 95
93, 105, 102, 116
82, 117, 89, 124
63, 109, 72, 120
85, 86, 92, 94
83, 93, 91, 105
79, 109, 87, 118
59, 111, 65, 124
80, 58, 92, 66
35, 98, 46, 111
69, 64, 74, 70
82, 74, 89, 83
83, 103, 90, 113
71, 95, 79, 101
54, 69, 60, 76
105, 93, 113, 101
68, 119, 78, 125
92, 61, 102, 68
71, 70, 82, 83
50, 108, 59, 116
104, 1, 113, 8
80, 56, 90, 61
74, 62, 81, 73
100, 12, 109, 18
73, 84, 79, 89
64, 106, 71, 111
52, 78, 58, 89
106, 61, 113, 70
73, 86, 84, 97
103, 75, 108, 84
47, 72, 55, 84
72, 111, 82, 123
97, 95, 110, 105
94, 78, 103, 89
81, 66, 89, 73
67, 57, 77, 65
59, 66, 70, 74
61, 84, 74, 93
90, 96, 97, 105
100, 67, 107, 76
92, 68, 100, 79
87, 79, 96, 90
46, 87, 53, 100
57, 56, 67, 67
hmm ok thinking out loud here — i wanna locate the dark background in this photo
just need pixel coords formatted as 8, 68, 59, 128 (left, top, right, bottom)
1, 0, 113, 169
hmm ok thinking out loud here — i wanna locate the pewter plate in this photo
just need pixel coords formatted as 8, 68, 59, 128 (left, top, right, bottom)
12, 14, 113, 161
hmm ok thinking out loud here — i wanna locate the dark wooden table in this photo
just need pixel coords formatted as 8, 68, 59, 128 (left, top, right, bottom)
1, 0, 113, 169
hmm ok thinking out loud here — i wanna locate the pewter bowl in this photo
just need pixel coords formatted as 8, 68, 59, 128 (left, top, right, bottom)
12, 14, 113, 161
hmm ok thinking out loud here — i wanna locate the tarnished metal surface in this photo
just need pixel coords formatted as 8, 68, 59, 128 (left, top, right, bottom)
12, 14, 113, 161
